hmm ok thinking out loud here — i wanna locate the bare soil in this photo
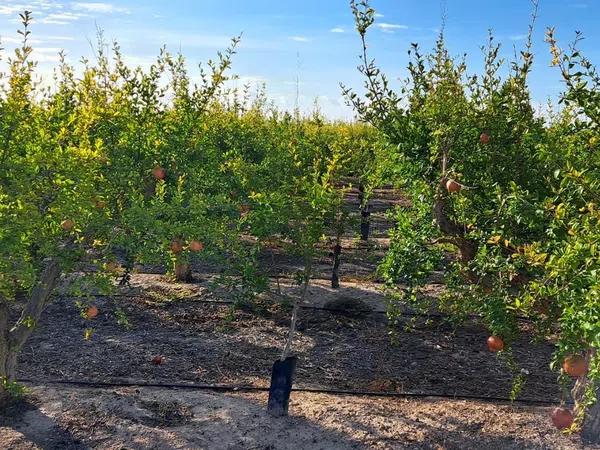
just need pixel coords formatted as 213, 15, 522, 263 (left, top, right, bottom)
0, 386, 593, 450
15, 284, 560, 400
2, 185, 596, 449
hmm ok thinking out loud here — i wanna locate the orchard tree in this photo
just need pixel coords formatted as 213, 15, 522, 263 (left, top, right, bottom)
0, 11, 244, 406
0, 12, 113, 404
345, 0, 599, 441
526, 28, 600, 442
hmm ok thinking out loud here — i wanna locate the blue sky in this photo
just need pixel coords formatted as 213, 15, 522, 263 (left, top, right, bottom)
0, 1, 599, 119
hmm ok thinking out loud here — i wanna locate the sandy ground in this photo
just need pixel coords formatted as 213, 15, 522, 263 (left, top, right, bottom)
1, 385, 594, 450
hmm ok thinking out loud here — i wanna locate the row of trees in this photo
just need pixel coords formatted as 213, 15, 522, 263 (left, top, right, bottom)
2, 2, 598, 442
0, 12, 382, 406
345, 0, 599, 442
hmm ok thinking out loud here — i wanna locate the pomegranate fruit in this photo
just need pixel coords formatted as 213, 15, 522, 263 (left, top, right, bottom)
86, 305, 99, 319
61, 219, 75, 231
189, 240, 204, 252
487, 335, 505, 352
551, 407, 574, 430
170, 240, 184, 254
446, 179, 462, 193
562, 354, 587, 378
152, 165, 166, 180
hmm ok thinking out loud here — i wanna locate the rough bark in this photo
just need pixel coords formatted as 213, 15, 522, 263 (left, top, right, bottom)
174, 262, 192, 282
433, 193, 477, 264
433, 146, 478, 264
8, 259, 61, 358
281, 257, 312, 361
577, 350, 600, 444
331, 244, 342, 289
0, 299, 9, 406
0, 259, 61, 408
582, 390, 600, 445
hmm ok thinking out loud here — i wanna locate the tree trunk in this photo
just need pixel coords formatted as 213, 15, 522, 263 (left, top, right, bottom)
331, 244, 341, 289
360, 208, 371, 241
573, 350, 599, 444
0, 299, 10, 407
0, 259, 61, 409
358, 184, 370, 241
174, 261, 192, 282
582, 390, 600, 445
433, 195, 477, 264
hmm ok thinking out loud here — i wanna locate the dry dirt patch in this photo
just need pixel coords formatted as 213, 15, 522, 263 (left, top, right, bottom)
0, 386, 593, 450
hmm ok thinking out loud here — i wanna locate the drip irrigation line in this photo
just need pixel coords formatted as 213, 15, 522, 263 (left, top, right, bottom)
17, 378, 563, 406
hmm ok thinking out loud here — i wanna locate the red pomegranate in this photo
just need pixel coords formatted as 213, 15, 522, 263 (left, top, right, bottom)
446, 179, 462, 193
487, 335, 505, 352
551, 407, 574, 430
562, 354, 587, 378
152, 166, 166, 180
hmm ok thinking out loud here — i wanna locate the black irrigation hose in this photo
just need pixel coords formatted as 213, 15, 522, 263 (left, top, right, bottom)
17, 378, 563, 406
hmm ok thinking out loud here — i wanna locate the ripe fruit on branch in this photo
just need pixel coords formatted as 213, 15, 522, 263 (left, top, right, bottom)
170, 240, 184, 254
93, 198, 107, 209
152, 165, 166, 180
551, 407, 574, 430
189, 240, 204, 252
152, 355, 165, 365
562, 354, 587, 378
445, 179, 462, 193
480, 132, 491, 144
85, 305, 99, 319
487, 335, 504, 352
61, 219, 75, 231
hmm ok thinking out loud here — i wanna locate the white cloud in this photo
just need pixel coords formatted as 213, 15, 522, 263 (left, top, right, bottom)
0, 35, 44, 44
0, 1, 65, 16
375, 13, 384, 18
32, 46, 63, 62
0, 5, 25, 16
43, 35, 75, 41
376, 23, 408, 33
289, 36, 309, 42
40, 12, 86, 24
330, 27, 345, 33
71, 2, 130, 14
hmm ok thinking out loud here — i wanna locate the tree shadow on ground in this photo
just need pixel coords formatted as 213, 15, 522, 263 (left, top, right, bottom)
0, 397, 85, 450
